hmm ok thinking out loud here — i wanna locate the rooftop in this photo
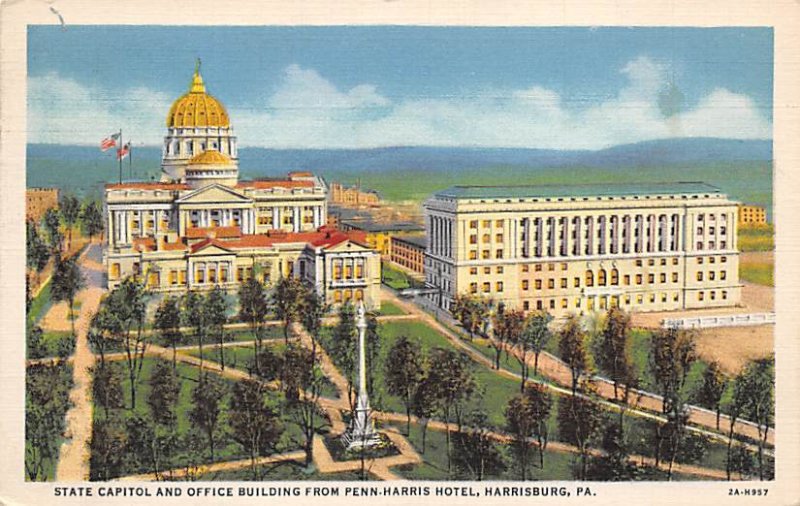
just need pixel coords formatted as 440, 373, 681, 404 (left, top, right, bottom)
341, 219, 425, 233
434, 182, 722, 200
393, 234, 427, 249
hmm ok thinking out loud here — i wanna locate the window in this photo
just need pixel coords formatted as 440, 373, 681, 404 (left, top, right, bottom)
523, 301, 530, 310
482, 250, 490, 259
649, 293, 656, 303
484, 267, 491, 274
522, 264, 530, 273
469, 250, 478, 260
334, 263, 342, 280
648, 273, 655, 283
169, 270, 178, 285
720, 241, 726, 249
636, 259, 643, 267
334, 290, 342, 303
496, 220, 504, 227
535, 264, 542, 272
660, 273, 666, 283
536, 300, 543, 310
548, 279, 555, 289
624, 275, 631, 286
598, 269, 607, 286
636, 274, 643, 285
648, 259, 655, 266
470, 282, 478, 294
561, 263, 568, 270
470, 267, 478, 275
697, 227, 704, 235
496, 249, 504, 259
549, 299, 556, 309
673, 258, 679, 265
496, 266, 504, 274
709, 241, 716, 249
470, 234, 478, 244
111, 263, 120, 279
660, 258, 667, 266
636, 294, 644, 304
698, 258, 704, 265
698, 291, 705, 301
672, 272, 679, 283
482, 220, 490, 228
585, 270, 594, 287
469, 220, 478, 228
721, 270, 727, 280
709, 271, 716, 281
179, 270, 186, 285
356, 264, 363, 278
483, 234, 491, 244
574, 277, 580, 287
548, 263, 555, 271
561, 298, 568, 309
710, 291, 716, 300
482, 282, 491, 293
496, 282, 504, 292
496, 234, 504, 242
535, 280, 542, 290
611, 269, 619, 285
710, 257, 716, 264
561, 278, 568, 288
522, 280, 529, 290
722, 290, 728, 300
697, 272, 704, 281
697, 242, 703, 250
624, 295, 631, 305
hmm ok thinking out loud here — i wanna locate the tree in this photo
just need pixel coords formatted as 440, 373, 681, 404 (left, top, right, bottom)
558, 314, 592, 394
205, 286, 230, 370
557, 389, 604, 480
648, 326, 697, 414
281, 344, 328, 467
300, 285, 329, 364
385, 335, 425, 435
426, 347, 476, 474
505, 384, 553, 479
515, 310, 553, 390
27, 219, 50, 275
183, 290, 208, 370
106, 278, 149, 409
729, 357, 774, 480
43, 208, 63, 257
451, 294, 489, 341
89, 414, 127, 481
694, 360, 727, 430
594, 307, 635, 400
239, 277, 270, 374
148, 360, 181, 427
25, 362, 72, 481
80, 200, 104, 242
453, 411, 506, 480
491, 306, 525, 370
330, 302, 358, 410
50, 255, 85, 340
27, 325, 46, 360
271, 275, 304, 344
412, 372, 437, 454
90, 362, 125, 419
60, 194, 81, 250
585, 420, 639, 481
189, 372, 228, 462
229, 379, 284, 479
154, 296, 183, 370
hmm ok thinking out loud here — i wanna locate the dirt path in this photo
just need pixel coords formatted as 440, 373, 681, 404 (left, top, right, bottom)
381, 289, 774, 447
55, 243, 104, 481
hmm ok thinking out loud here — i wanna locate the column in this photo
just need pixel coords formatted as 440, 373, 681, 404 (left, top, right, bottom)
272, 207, 279, 229
586, 217, 594, 255
124, 211, 131, 244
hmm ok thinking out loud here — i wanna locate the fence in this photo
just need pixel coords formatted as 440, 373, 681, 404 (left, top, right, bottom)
661, 312, 775, 329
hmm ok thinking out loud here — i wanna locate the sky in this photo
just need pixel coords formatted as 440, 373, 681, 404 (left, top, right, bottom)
27, 26, 773, 149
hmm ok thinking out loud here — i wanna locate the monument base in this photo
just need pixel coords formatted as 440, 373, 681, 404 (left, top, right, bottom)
340, 430, 381, 451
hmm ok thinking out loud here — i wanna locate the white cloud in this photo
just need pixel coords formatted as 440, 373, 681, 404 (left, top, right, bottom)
28, 57, 771, 149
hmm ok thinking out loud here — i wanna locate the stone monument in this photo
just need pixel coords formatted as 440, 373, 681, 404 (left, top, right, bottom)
342, 302, 380, 450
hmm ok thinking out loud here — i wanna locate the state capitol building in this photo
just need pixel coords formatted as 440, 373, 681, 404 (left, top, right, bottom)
103, 65, 381, 309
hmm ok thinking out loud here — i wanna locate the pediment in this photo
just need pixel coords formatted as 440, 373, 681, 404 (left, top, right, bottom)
176, 184, 252, 205
192, 242, 235, 256
326, 240, 372, 253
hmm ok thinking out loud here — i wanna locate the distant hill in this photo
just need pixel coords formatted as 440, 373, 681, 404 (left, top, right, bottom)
26, 138, 772, 209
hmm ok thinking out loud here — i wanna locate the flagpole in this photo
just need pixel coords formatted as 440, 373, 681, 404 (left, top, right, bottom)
118, 128, 123, 184
129, 141, 133, 179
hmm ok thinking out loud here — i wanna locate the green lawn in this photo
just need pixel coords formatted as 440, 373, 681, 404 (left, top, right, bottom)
376, 300, 407, 316
381, 262, 425, 291
740, 261, 774, 286
27, 279, 53, 326
738, 225, 774, 252
198, 463, 369, 481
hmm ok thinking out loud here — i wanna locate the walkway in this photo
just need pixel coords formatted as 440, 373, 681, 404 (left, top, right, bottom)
55, 242, 104, 481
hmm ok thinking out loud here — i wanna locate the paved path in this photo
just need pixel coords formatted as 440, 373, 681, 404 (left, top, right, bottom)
55, 243, 104, 481
381, 289, 774, 448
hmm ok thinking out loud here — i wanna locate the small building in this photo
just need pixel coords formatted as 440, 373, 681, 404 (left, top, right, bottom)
329, 181, 380, 207
26, 188, 60, 222
390, 234, 427, 275
340, 219, 425, 257
738, 203, 767, 225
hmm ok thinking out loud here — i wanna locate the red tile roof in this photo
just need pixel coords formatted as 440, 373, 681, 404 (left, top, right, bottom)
185, 226, 242, 239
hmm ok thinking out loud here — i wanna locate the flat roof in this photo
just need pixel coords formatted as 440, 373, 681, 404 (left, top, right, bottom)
434, 181, 721, 200
342, 219, 424, 233
393, 234, 427, 248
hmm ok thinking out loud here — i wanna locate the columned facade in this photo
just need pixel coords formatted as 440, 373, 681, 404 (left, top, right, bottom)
423, 183, 741, 316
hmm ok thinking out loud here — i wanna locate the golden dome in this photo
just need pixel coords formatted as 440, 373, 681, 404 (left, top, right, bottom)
166, 61, 230, 128
188, 149, 234, 165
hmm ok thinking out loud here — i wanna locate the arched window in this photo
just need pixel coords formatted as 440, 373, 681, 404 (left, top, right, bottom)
598, 269, 607, 286
585, 270, 594, 287
611, 268, 619, 285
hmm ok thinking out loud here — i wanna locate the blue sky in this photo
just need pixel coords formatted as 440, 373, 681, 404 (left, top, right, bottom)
27, 26, 773, 149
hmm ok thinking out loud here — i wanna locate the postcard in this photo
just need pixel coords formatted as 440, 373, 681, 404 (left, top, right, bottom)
1, 1, 798, 505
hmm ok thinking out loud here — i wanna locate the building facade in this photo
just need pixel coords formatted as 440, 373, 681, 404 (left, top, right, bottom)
329, 182, 380, 207
27, 188, 60, 222
103, 65, 380, 309
423, 183, 741, 317
737, 203, 768, 226
340, 219, 424, 257
390, 234, 426, 275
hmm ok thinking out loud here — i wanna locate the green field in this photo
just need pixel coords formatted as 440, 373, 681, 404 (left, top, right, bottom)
377, 300, 407, 316
381, 262, 425, 291
738, 225, 774, 252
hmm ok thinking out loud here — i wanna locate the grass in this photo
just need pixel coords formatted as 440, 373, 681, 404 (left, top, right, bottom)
27, 331, 74, 359
381, 262, 425, 291
376, 300, 407, 316
737, 225, 774, 252
27, 279, 53, 326
739, 260, 774, 286
198, 462, 368, 481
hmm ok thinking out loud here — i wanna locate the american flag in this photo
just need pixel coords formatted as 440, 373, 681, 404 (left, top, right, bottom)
100, 132, 120, 152
117, 142, 131, 160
